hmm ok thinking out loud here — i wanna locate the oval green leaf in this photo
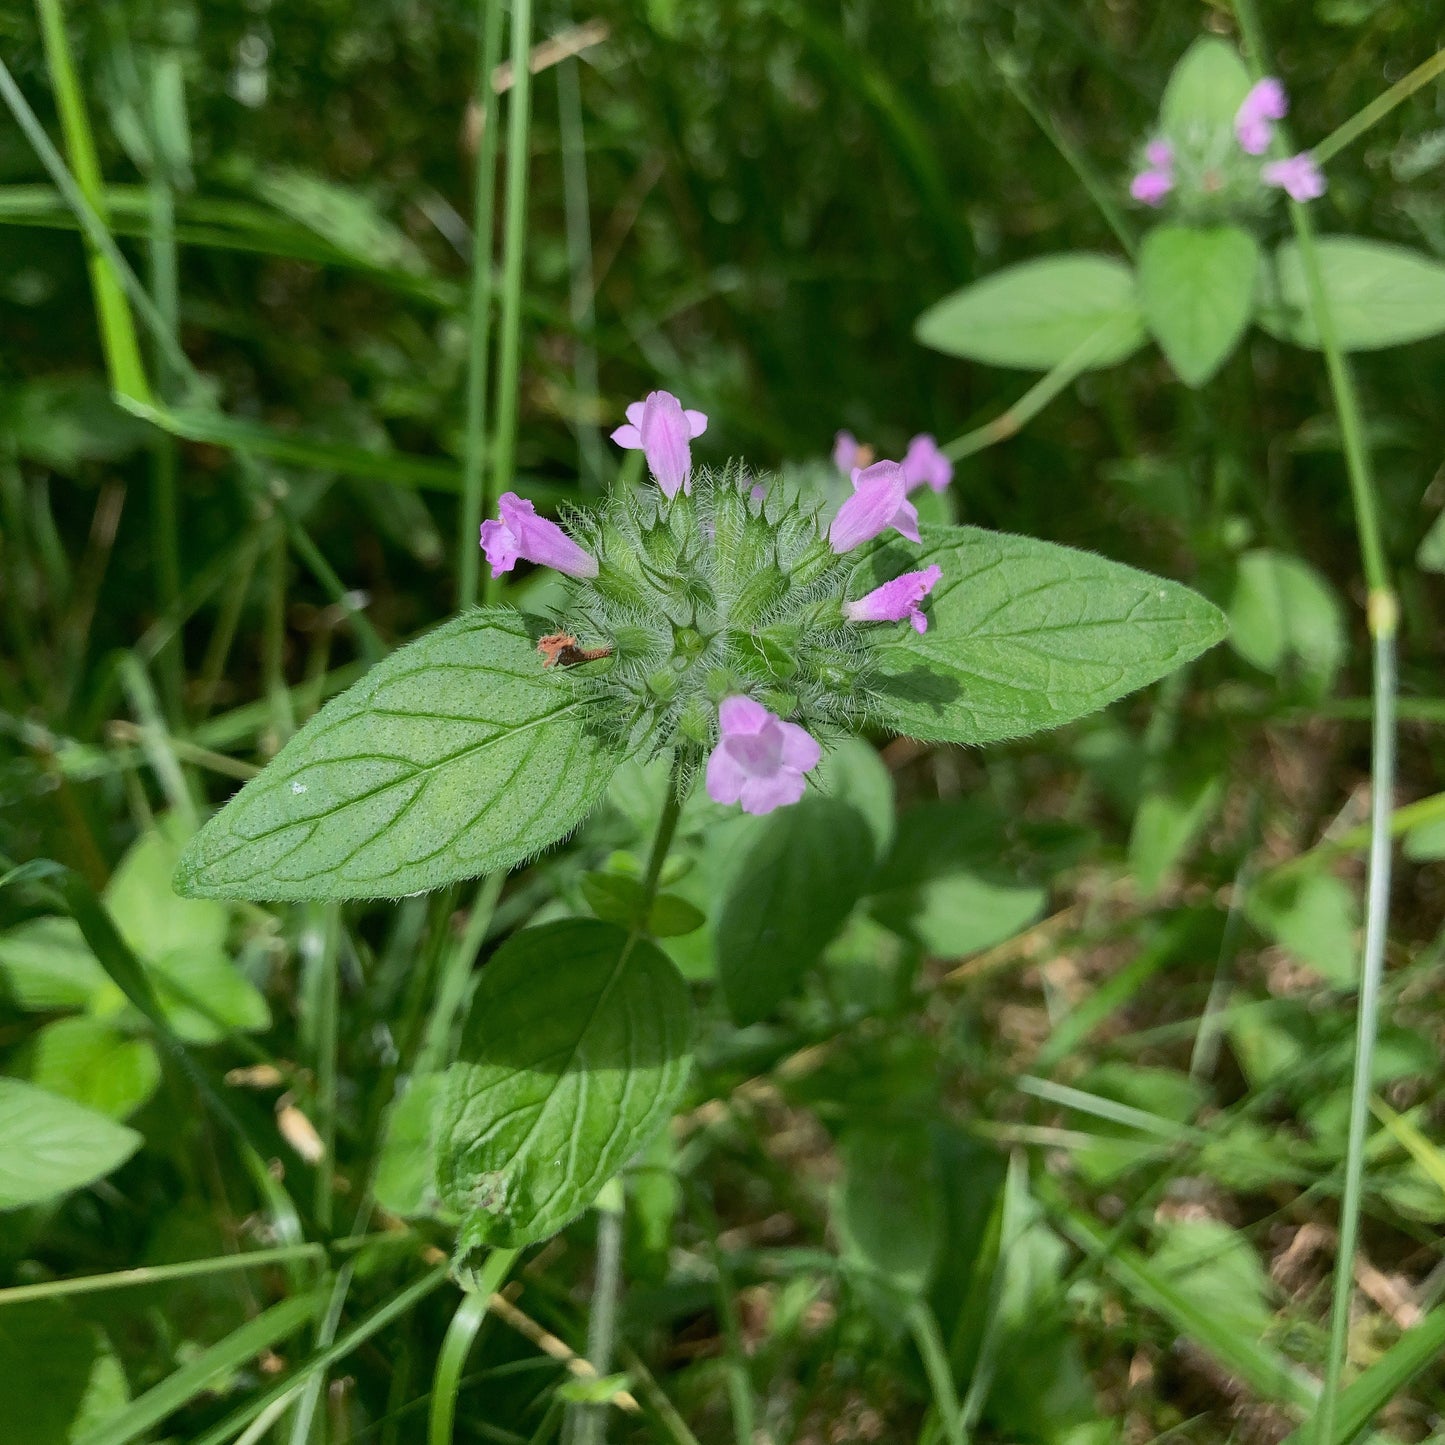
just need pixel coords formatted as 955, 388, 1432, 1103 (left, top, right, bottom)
858, 524, 1228, 745
715, 797, 874, 1026
0, 1077, 142, 1210
1159, 38, 1253, 133
915, 253, 1147, 372
435, 919, 693, 1252
175, 610, 623, 900
1139, 224, 1259, 387
1257, 237, 1445, 351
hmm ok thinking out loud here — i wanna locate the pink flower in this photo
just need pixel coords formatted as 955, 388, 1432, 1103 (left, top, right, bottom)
705, 695, 821, 815
833, 430, 861, 472
1235, 77, 1287, 156
1130, 168, 1174, 206
1263, 152, 1326, 202
480, 492, 598, 579
901, 434, 953, 494
1144, 138, 1174, 168
828, 461, 921, 554
610, 390, 707, 498
843, 565, 943, 635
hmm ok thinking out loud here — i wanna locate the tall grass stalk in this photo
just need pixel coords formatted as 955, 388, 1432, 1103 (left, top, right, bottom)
1232, 4, 1401, 1438
482, 0, 535, 606
457, 0, 508, 608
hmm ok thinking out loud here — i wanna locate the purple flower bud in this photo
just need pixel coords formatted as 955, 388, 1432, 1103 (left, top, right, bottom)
1130, 168, 1174, 206
901, 434, 953, 494
828, 461, 921, 554
480, 492, 598, 580
843, 564, 943, 635
705, 695, 821, 815
1144, 138, 1174, 169
1235, 77, 1288, 156
1262, 151, 1326, 202
833, 430, 860, 473
610, 390, 707, 499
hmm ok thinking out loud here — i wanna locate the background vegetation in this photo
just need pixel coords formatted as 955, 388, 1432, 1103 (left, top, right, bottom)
1, 1, 1444, 1441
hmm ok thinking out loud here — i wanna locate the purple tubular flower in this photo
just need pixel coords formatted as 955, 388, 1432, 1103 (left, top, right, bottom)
843, 564, 943, 635
1235, 77, 1288, 155
705, 695, 821, 815
610, 390, 707, 498
828, 461, 921, 553
901, 434, 953, 494
1262, 152, 1326, 202
1130, 168, 1174, 206
480, 492, 598, 580
833, 430, 860, 473
1144, 138, 1174, 168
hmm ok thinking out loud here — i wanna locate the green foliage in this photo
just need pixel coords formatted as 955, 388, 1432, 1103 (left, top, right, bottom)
861, 525, 1227, 744
1159, 38, 1253, 132
1258, 237, 1445, 351
1228, 549, 1346, 697
175, 611, 624, 900
435, 920, 693, 1252
915, 254, 1146, 371
1138, 224, 1260, 386
0, 1077, 141, 1209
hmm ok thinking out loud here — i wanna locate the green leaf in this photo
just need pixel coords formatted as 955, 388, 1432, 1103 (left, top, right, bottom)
1149, 1218, 1277, 1341
1245, 871, 1359, 986
435, 920, 693, 1252
868, 801, 1046, 959
106, 817, 229, 960
1159, 38, 1253, 133
25, 1017, 161, 1120
0, 1077, 142, 1210
375, 1072, 446, 1218
176, 611, 623, 900
144, 946, 271, 1043
715, 798, 874, 1025
1417, 511, 1445, 574
813, 736, 896, 861
859, 525, 1228, 745
1257, 237, 1445, 351
0, 1301, 130, 1445
1127, 769, 1224, 896
1403, 813, 1445, 862
581, 873, 705, 938
835, 1125, 941, 1303
0, 917, 108, 1011
1138, 224, 1259, 387
915, 254, 1146, 372
1228, 549, 1346, 697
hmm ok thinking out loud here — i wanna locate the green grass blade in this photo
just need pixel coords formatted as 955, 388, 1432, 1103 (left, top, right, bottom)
73, 1289, 328, 1445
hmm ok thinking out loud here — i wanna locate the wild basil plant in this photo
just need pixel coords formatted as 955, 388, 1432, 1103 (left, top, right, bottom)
175, 391, 1224, 1255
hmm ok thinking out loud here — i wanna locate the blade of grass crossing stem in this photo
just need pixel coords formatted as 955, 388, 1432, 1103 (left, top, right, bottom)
191, 1267, 451, 1445
1277, 1303, 1445, 1445
1230, 9, 1400, 1441
74, 1290, 328, 1445
33, 0, 151, 403
907, 1300, 967, 1445
458, 0, 508, 608
483, 0, 534, 607
0, 1245, 325, 1306
429, 1250, 520, 1445
287, 1264, 355, 1445
1369, 1097, 1445, 1201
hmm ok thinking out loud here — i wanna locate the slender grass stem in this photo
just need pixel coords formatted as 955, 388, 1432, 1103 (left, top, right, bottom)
1313, 47, 1445, 168
908, 1300, 967, 1445
429, 1249, 519, 1445
1232, 5, 1400, 1438
458, 0, 508, 608
483, 0, 535, 607
572, 1180, 625, 1445
416, 871, 505, 1077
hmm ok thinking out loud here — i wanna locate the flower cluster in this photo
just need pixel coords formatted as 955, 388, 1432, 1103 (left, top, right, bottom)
480, 392, 946, 815
1131, 76, 1325, 214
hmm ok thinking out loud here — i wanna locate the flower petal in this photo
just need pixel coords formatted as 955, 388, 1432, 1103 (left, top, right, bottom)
611, 423, 643, 448
625, 402, 646, 426
829, 461, 908, 553
706, 746, 747, 806
684, 408, 708, 439
778, 721, 822, 774
740, 770, 807, 815
719, 694, 769, 736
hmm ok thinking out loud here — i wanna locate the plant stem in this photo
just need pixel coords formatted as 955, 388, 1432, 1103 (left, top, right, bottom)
908, 1299, 967, 1445
483, 0, 535, 607
572, 1180, 625, 1445
416, 871, 505, 1076
1232, 5, 1400, 1439
428, 1249, 518, 1445
641, 762, 686, 904
941, 318, 1134, 463
1313, 47, 1445, 168
457, 0, 508, 609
